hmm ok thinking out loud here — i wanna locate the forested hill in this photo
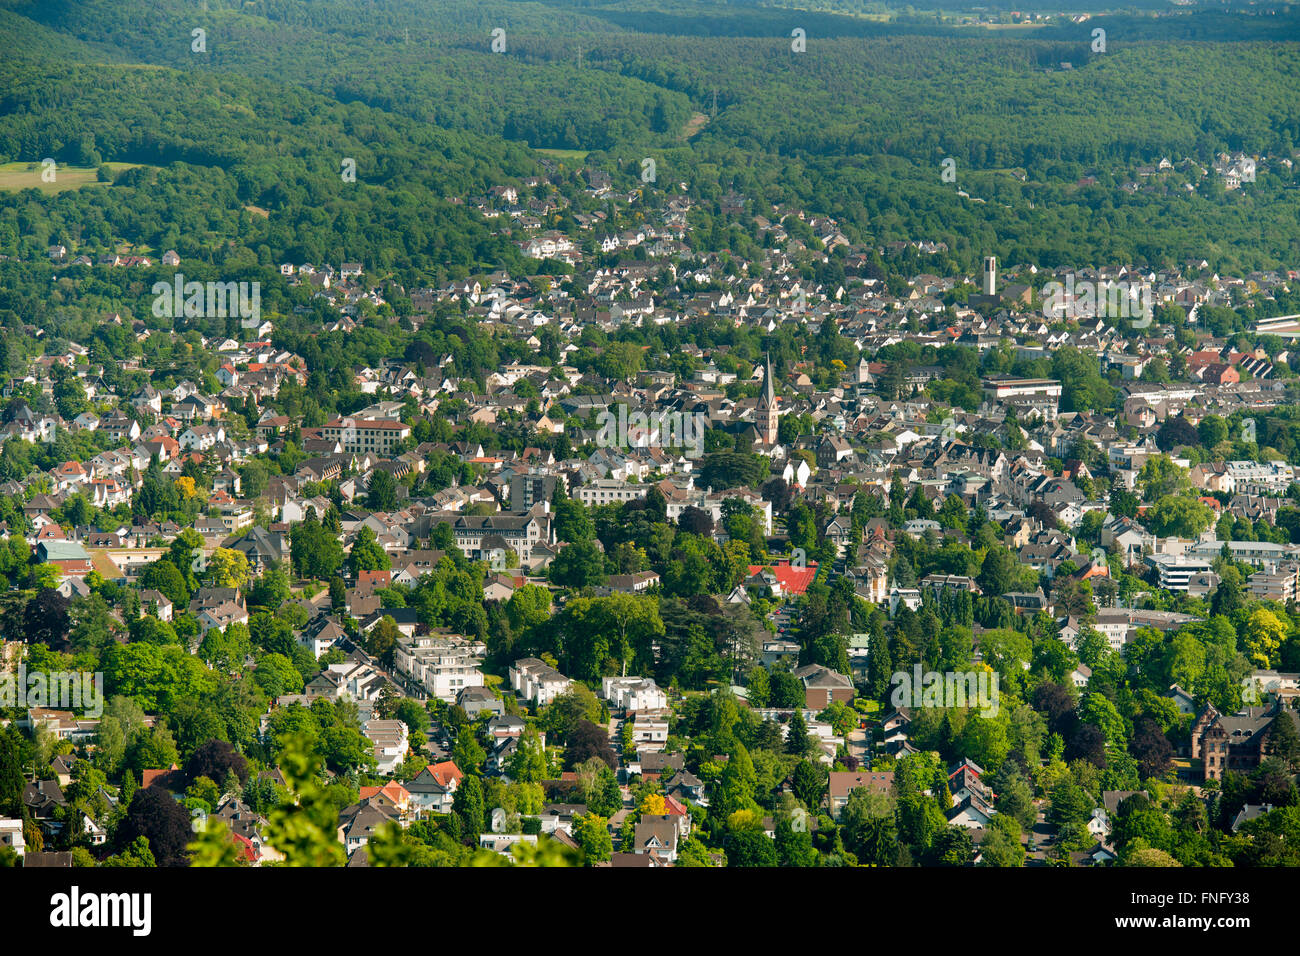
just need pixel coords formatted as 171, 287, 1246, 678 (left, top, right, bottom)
0, 0, 1298, 273
0, 60, 548, 278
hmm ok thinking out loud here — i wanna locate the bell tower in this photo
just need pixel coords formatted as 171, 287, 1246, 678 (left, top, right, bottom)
758, 353, 778, 446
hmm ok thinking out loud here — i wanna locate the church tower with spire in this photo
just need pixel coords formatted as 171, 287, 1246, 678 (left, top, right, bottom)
757, 353, 779, 446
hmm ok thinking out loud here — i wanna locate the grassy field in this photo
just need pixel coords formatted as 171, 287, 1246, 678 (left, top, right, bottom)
0, 161, 144, 194
534, 148, 589, 163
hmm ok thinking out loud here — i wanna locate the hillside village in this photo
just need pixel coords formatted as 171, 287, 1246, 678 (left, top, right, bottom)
2, 156, 1300, 870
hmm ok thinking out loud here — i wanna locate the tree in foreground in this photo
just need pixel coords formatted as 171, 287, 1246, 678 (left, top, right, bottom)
264, 733, 347, 866
188, 819, 247, 867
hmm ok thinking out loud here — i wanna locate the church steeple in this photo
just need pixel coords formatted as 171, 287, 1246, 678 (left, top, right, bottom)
759, 352, 778, 446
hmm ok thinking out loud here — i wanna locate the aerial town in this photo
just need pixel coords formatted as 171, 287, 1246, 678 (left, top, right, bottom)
2, 151, 1299, 872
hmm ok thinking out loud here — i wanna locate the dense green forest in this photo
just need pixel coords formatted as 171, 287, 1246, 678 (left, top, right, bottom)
0, 61, 547, 279
0, 0, 1298, 274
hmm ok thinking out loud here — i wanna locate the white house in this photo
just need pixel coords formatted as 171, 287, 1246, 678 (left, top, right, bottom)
0, 818, 24, 859
509, 657, 572, 706
632, 713, 669, 752
179, 424, 225, 451
946, 795, 995, 829
198, 601, 249, 635
601, 676, 668, 712
363, 719, 410, 775
889, 587, 922, 617
1087, 807, 1111, 841
393, 633, 485, 703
